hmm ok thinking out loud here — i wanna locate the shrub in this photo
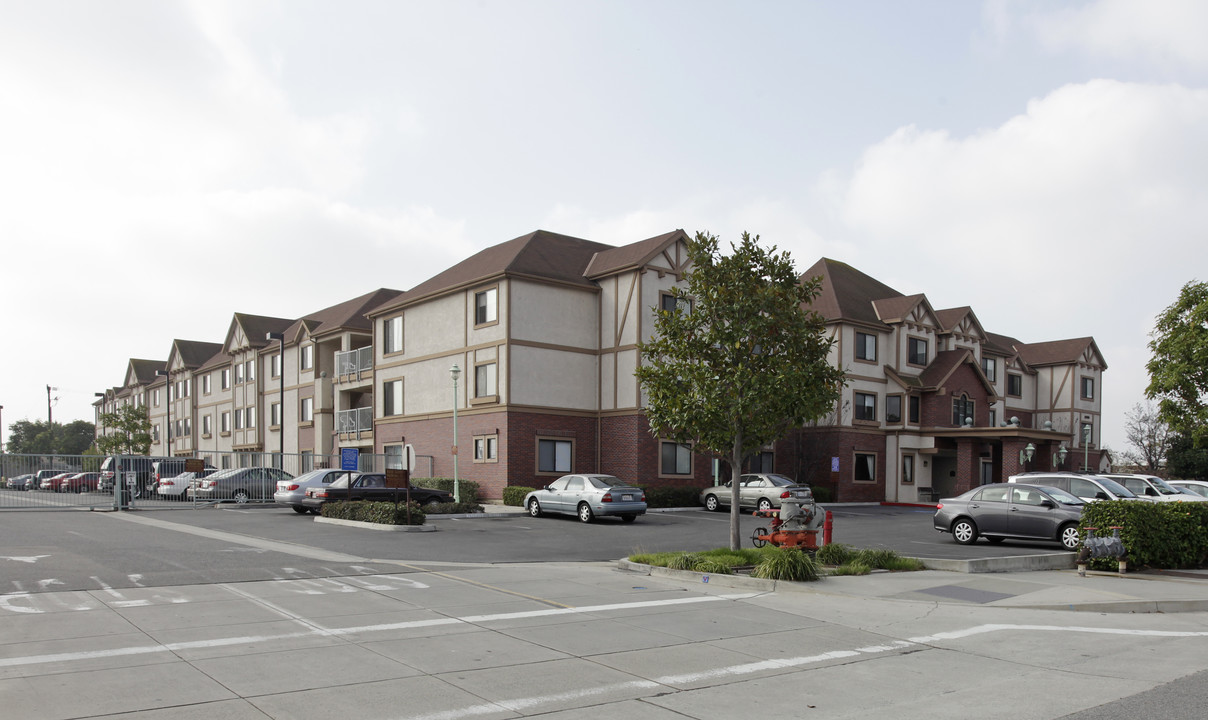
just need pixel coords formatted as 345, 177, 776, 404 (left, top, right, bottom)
854, 548, 899, 568
666, 553, 703, 570
322, 500, 426, 525
503, 486, 534, 506
810, 485, 834, 503
1081, 500, 1208, 570
425, 501, 484, 515
692, 559, 734, 575
815, 543, 856, 566
752, 547, 820, 582
414, 477, 480, 505
830, 561, 871, 576
642, 485, 703, 508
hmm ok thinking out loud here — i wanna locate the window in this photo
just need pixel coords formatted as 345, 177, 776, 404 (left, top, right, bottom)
475, 362, 497, 398
271, 402, 281, 427
221, 411, 231, 433
661, 442, 693, 475
989, 409, 997, 428
747, 450, 774, 473
174, 419, 182, 438
1007, 373, 1023, 397
272, 354, 281, 378
982, 357, 997, 382
908, 337, 928, 366
886, 395, 902, 424
902, 454, 914, 484
475, 287, 498, 325
221, 368, 230, 389
1081, 377, 1095, 400
246, 406, 256, 428
153, 389, 160, 407
383, 315, 403, 355
854, 453, 877, 482
300, 397, 313, 423
202, 375, 211, 395
980, 461, 994, 485
952, 394, 974, 426
245, 360, 255, 383
234, 364, 244, 384
300, 344, 314, 371
976, 485, 1009, 502
474, 435, 498, 462
384, 445, 405, 470
152, 425, 160, 443
855, 332, 877, 362
182, 418, 191, 435
538, 438, 572, 473
909, 396, 920, 423
202, 415, 212, 436
234, 410, 244, 430
183, 379, 190, 397
854, 392, 877, 422
383, 379, 403, 416
660, 292, 692, 314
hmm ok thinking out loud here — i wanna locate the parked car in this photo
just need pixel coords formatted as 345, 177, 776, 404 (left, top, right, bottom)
934, 483, 1085, 550
191, 467, 295, 503
1168, 480, 1208, 498
700, 473, 812, 512
1101, 473, 1208, 502
59, 472, 100, 493
156, 471, 208, 499
98, 455, 173, 496
6, 474, 35, 490
40, 472, 75, 491
300, 473, 454, 513
1007, 472, 1148, 503
275, 468, 360, 514
151, 460, 216, 492
524, 474, 646, 523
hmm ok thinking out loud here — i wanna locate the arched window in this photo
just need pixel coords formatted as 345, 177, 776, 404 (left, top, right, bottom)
952, 394, 975, 426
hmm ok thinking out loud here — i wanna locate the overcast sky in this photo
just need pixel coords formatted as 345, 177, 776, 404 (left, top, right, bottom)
2, 0, 1205, 456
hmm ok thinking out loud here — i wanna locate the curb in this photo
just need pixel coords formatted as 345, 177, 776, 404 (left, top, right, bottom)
314, 517, 437, 532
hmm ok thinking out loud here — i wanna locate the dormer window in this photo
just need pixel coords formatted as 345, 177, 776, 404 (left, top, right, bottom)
908, 337, 928, 366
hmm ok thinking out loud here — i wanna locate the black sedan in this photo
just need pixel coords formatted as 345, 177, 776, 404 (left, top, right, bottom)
933, 483, 1084, 551
301, 473, 453, 513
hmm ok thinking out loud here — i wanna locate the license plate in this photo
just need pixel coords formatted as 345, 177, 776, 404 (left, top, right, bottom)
622, 494, 633, 501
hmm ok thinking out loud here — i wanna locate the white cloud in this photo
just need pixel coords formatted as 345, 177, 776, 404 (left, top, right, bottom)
1020, 0, 1208, 71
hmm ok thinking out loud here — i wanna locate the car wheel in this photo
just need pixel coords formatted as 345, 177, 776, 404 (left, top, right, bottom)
704, 494, 720, 512
621, 514, 637, 523
952, 518, 978, 545
292, 506, 309, 514
233, 490, 249, 504
528, 498, 542, 517
309, 508, 321, 515
757, 498, 773, 512
577, 503, 594, 523
1059, 523, 1081, 551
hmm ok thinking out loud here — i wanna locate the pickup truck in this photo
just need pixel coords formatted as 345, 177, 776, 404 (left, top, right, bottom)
300, 473, 453, 512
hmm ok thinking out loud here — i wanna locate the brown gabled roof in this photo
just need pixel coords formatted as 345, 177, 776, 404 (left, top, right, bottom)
584, 229, 688, 278
224, 313, 295, 354
802, 258, 904, 328
127, 358, 166, 387
1016, 337, 1106, 369
983, 331, 1022, 358
917, 349, 997, 397
197, 348, 230, 373
872, 293, 928, 324
281, 287, 404, 343
171, 340, 224, 370
370, 230, 614, 316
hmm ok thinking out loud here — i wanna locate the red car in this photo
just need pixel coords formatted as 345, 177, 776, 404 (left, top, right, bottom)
59, 472, 100, 493
40, 472, 74, 491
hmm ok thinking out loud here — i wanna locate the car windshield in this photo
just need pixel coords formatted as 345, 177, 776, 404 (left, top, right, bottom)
1097, 477, 1138, 498
766, 475, 797, 486
1146, 477, 1183, 495
587, 476, 627, 489
1036, 486, 1084, 505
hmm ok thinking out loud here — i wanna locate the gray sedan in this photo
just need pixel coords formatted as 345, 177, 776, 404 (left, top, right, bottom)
191, 467, 294, 503
525, 474, 646, 523
934, 483, 1084, 551
274, 468, 359, 513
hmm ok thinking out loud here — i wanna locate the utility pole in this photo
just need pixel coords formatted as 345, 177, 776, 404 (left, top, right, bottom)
47, 385, 57, 425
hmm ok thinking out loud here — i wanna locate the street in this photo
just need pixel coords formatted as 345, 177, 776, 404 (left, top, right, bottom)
2, 506, 1207, 719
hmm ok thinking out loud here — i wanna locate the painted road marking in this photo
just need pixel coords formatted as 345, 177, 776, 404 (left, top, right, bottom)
0, 555, 50, 564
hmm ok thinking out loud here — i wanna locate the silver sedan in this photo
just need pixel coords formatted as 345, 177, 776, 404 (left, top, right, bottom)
700, 473, 812, 512
524, 474, 646, 523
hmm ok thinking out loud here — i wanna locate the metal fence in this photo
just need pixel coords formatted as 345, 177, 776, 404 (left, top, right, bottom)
0, 451, 436, 511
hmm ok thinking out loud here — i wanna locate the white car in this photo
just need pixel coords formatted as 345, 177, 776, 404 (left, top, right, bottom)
1101, 473, 1208, 502
157, 471, 204, 499
1007, 472, 1149, 503
1168, 480, 1208, 499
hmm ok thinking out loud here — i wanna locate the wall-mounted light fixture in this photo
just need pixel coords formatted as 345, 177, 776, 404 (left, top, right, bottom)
1019, 442, 1035, 464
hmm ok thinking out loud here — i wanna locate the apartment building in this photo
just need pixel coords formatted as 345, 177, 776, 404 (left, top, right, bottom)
93, 232, 1105, 502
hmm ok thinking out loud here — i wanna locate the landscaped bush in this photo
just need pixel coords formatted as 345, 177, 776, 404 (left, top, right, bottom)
815, 542, 856, 566
425, 501, 484, 515
1080, 500, 1208, 570
829, 561, 872, 576
810, 485, 834, 503
322, 500, 426, 525
642, 485, 703, 508
415, 477, 480, 505
503, 486, 534, 506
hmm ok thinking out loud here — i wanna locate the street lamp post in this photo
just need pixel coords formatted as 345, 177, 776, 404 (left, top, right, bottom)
267, 332, 285, 468
450, 363, 460, 503
0, 404, 4, 454
156, 370, 171, 456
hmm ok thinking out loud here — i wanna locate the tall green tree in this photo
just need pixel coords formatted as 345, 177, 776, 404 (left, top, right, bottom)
636, 231, 846, 550
5, 419, 96, 455
1146, 280, 1208, 447
1167, 434, 1208, 480
95, 405, 152, 455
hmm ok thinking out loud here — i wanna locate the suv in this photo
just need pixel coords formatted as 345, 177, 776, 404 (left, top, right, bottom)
1101, 473, 1208, 502
1007, 472, 1149, 503
98, 456, 173, 496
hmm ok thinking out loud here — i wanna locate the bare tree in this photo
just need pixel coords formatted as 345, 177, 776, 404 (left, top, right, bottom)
1121, 400, 1170, 472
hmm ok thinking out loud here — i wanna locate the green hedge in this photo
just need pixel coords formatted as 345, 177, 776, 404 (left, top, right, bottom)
321, 500, 426, 525
503, 486, 534, 506
642, 486, 702, 508
1081, 500, 1208, 570
415, 477, 480, 505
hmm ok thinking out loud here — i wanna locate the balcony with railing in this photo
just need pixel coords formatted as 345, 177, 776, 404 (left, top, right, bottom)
337, 407, 374, 438
335, 347, 373, 384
